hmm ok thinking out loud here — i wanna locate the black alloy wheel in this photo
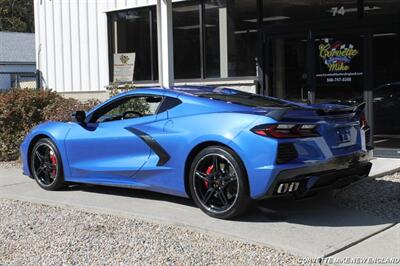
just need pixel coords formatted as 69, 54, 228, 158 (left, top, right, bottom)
189, 146, 250, 219
30, 138, 65, 190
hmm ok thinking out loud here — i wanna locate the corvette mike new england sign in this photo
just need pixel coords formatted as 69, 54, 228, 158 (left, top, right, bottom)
316, 38, 363, 84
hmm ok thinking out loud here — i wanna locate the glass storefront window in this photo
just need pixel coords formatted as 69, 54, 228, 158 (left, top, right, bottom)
269, 36, 307, 102
263, 0, 358, 25
173, 1, 201, 79
364, 0, 400, 17
204, 0, 222, 78
227, 0, 257, 77
108, 7, 158, 82
172, 0, 257, 80
369, 1, 400, 150
262, 0, 400, 153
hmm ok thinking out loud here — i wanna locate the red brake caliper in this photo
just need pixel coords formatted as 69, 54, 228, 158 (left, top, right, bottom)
204, 164, 214, 189
49, 151, 57, 177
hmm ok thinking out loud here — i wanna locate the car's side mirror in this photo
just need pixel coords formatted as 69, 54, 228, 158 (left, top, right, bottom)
72, 110, 86, 123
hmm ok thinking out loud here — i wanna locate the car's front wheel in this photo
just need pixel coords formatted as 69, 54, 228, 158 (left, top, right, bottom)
189, 146, 251, 219
30, 138, 65, 190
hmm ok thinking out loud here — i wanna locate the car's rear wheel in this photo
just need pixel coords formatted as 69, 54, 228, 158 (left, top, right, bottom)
30, 138, 65, 190
189, 146, 250, 219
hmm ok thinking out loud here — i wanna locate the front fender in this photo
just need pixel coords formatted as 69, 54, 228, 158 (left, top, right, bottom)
20, 121, 73, 177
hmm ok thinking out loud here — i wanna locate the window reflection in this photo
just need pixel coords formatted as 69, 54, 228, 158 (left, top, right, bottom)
172, 0, 258, 79
204, 0, 222, 78
227, 0, 257, 77
109, 7, 158, 82
173, 1, 201, 79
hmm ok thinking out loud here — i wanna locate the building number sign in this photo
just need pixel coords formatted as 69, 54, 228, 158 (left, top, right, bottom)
331, 6, 346, 16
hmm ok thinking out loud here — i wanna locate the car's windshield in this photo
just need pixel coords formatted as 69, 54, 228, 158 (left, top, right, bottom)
197, 92, 292, 108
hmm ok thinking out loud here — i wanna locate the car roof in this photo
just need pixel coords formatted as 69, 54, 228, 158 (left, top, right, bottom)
87, 86, 242, 117
122, 86, 248, 98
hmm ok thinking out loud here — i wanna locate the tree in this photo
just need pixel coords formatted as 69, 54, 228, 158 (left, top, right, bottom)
0, 0, 34, 32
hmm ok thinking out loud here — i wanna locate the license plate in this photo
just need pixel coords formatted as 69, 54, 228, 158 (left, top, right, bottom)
337, 127, 351, 143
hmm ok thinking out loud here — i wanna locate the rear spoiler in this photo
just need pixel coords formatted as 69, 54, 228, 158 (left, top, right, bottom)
266, 102, 366, 121
264, 108, 292, 121
315, 102, 365, 116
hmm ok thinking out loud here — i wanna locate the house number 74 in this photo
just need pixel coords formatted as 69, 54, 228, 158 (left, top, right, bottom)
331, 6, 346, 16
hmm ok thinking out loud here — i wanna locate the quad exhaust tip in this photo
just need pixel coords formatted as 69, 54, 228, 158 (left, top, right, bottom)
276, 182, 300, 194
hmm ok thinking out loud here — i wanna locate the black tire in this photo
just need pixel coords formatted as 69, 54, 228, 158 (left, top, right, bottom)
30, 138, 65, 190
189, 146, 251, 219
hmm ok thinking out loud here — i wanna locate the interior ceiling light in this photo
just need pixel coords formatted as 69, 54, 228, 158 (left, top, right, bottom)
125, 15, 141, 20
373, 33, 398, 37
175, 24, 216, 30
234, 29, 257, 34
173, 3, 217, 12
244, 16, 290, 23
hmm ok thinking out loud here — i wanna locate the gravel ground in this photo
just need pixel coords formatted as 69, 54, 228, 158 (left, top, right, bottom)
0, 161, 398, 265
334, 172, 400, 220
0, 161, 21, 169
0, 199, 314, 266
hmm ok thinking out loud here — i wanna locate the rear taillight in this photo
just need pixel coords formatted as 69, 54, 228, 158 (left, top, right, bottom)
251, 124, 319, 138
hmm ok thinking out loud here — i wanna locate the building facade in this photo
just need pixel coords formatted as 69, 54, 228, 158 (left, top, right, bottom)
34, 0, 400, 157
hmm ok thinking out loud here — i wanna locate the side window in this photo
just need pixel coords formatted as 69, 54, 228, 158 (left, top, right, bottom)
95, 96, 163, 123
157, 97, 182, 113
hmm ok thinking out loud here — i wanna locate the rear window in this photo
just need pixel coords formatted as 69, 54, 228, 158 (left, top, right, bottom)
198, 92, 292, 108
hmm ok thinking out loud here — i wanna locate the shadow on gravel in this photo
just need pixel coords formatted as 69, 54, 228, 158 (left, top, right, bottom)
62, 177, 399, 227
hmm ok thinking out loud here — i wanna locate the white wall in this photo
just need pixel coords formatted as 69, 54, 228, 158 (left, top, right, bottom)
34, 0, 157, 92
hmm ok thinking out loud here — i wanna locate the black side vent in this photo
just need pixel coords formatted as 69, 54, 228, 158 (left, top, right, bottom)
276, 143, 298, 164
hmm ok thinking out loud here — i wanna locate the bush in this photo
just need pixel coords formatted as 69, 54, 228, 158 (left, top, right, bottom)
106, 82, 135, 98
0, 89, 100, 161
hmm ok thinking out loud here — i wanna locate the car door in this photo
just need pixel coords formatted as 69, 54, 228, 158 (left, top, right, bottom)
64, 94, 164, 184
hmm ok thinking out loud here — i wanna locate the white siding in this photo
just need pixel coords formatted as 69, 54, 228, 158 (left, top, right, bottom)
70, 1, 81, 91
53, 1, 64, 91
45, 0, 55, 89
88, 1, 100, 90
61, 1, 72, 92
34, 0, 158, 92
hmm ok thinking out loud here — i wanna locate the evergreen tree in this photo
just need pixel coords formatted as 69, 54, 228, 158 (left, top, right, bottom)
0, 0, 34, 32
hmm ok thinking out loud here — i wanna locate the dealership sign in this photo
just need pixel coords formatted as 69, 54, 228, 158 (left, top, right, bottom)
316, 39, 363, 83
319, 40, 358, 72
113, 53, 136, 82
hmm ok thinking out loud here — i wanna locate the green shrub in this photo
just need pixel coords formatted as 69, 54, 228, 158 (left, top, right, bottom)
0, 89, 100, 161
106, 82, 135, 98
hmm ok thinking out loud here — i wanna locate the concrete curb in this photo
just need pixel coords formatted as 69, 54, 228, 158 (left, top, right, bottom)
334, 160, 400, 195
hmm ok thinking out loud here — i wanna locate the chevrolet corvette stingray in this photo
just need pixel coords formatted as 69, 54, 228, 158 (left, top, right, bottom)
20, 87, 372, 219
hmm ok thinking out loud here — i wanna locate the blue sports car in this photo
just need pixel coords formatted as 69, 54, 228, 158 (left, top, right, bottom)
20, 86, 372, 219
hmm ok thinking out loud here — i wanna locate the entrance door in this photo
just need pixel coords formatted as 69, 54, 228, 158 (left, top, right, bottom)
265, 33, 308, 102
264, 29, 365, 104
